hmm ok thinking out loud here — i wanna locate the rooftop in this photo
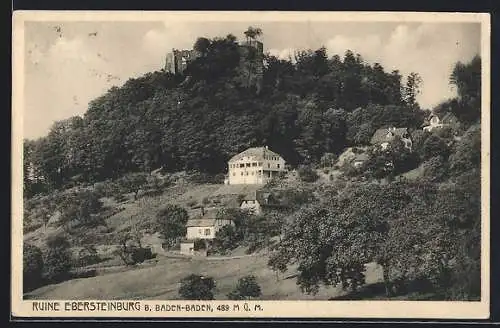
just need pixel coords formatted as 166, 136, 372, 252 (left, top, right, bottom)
228, 146, 283, 163
186, 218, 217, 228
370, 127, 409, 145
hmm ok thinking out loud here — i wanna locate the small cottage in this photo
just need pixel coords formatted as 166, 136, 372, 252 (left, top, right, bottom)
423, 112, 459, 132
353, 153, 370, 168
239, 190, 283, 215
370, 127, 412, 151
180, 209, 234, 255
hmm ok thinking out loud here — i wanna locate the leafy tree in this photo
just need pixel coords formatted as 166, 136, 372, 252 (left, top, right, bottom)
243, 26, 263, 41
155, 204, 188, 248
422, 156, 448, 182
43, 234, 73, 282
403, 72, 423, 109
178, 274, 216, 300
421, 134, 450, 161
269, 181, 466, 298
193, 37, 211, 55
297, 165, 319, 182
58, 190, 104, 229
449, 55, 481, 123
117, 172, 149, 200
23, 243, 44, 292
212, 225, 239, 255
449, 124, 481, 175
227, 275, 262, 300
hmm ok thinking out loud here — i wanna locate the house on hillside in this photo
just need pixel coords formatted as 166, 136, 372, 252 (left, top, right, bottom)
227, 146, 286, 185
239, 190, 282, 215
180, 209, 234, 256
352, 153, 370, 168
370, 127, 412, 151
422, 112, 460, 132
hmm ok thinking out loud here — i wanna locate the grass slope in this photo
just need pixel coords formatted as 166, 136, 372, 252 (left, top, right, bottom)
25, 251, 384, 300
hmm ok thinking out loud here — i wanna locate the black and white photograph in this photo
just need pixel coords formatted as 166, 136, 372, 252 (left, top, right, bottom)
12, 11, 490, 318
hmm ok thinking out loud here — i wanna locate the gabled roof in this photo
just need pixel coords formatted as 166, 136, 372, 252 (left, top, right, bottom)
354, 153, 370, 162
186, 218, 217, 227
228, 147, 283, 163
370, 127, 409, 145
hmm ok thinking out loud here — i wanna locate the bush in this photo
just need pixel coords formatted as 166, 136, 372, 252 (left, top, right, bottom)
43, 234, 73, 283
23, 244, 44, 293
422, 156, 448, 182
212, 225, 239, 255
227, 275, 262, 300
297, 165, 319, 182
178, 274, 216, 300
421, 134, 450, 161
75, 245, 101, 267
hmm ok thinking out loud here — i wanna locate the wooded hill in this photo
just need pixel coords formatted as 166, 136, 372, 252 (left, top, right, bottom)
23, 29, 481, 198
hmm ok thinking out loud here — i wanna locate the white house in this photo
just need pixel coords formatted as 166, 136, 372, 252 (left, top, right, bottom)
180, 209, 234, 255
423, 112, 459, 132
227, 146, 286, 185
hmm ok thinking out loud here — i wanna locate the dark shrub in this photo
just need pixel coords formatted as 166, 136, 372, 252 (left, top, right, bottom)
43, 235, 73, 283
227, 275, 262, 300
297, 165, 319, 182
23, 244, 44, 293
178, 274, 216, 300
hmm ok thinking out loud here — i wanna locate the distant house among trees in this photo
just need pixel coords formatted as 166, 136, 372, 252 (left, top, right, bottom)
352, 152, 370, 168
239, 190, 282, 215
370, 127, 413, 151
227, 146, 286, 185
422, 112, 460, 132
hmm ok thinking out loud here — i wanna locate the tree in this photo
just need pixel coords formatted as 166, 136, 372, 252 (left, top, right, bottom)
403, 72, 423, 109
297, 165, 319, 182
227, 275, 262, 300
448, 124, 481, 175
421, 134, 450, 161
449, 55, 481, 123
178, 274, 216, 300
243, 26, 263, 42
117, 172, 149, 200
422, 156, 448, 182
212, 225, 239, 255
155, 204, 188, 248
193, 37, 211, 56
269, 181, 459, 298
23, 243, 44, 292
43, 234, 73, 282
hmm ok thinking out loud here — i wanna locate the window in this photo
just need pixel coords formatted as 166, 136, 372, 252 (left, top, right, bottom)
245, 172, 249, 176
277, 164, 280, 168
198, 229, 203, 234
241, 172, 244, 176
233, 172, 235, 176
258, 162, 263, 166
268, 163, 270, 168
251, 171, 254, 175
246, 163, 251, 167
258, 171, 261, 176
204, 229, 210, 236
252, 163, 257, 167
240, 163, 244, 168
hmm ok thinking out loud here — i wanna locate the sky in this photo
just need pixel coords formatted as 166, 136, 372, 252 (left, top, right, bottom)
23, 20, 481, 139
